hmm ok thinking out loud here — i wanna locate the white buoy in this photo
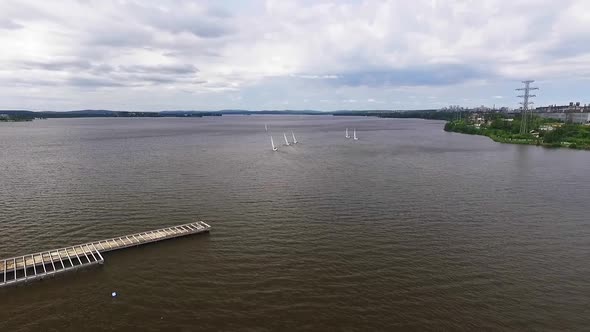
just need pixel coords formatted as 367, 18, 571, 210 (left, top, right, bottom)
112, 291, 117, 298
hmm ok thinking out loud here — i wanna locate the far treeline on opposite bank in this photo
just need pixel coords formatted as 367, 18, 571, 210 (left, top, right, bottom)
1, 109, 589, 150
0, 108, 444, 121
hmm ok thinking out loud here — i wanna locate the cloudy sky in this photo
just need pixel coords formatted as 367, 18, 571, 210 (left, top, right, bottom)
1, 0, 589, 111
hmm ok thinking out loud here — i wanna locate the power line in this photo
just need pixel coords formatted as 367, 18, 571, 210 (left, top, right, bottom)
516, 80, 539, 134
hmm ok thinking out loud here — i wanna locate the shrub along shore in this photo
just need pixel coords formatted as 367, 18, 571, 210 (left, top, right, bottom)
444, 115, 590, 150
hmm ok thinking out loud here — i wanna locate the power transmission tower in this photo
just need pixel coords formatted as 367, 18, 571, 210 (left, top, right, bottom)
516, 80, 539, 134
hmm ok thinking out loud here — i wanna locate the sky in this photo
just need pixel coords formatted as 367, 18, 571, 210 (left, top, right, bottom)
0, 0, 589, 111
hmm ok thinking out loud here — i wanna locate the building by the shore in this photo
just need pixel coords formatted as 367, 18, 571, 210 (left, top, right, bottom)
536, 112, 590, 124
534, 102, 590, 124
535, 102, 589, 113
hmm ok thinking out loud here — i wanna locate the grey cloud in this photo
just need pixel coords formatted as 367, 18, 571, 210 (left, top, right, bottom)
331, 64, 492, 87
92, 64, 115, 74
22, 59, 93, 71
69, 63, 201, 87
17, 59, 200, 87
1, 0, 588, 110
205, 7, 232, 19
0, 1, 58, 25
119, 64, 199, 75
88, 26, 154, 47
130, 75, 177, 84
148, 16, 233, 38
12, 71, 200, 89
123, 75, 206, 85
108, 64, 201, 86
544, 35, 590, 60
9, 77, 63, 87
163, 49, 224, 58
126, 2, 235, 38
68, 76, 126, 88
0, 19, 23, 30
116, 74, 186, 85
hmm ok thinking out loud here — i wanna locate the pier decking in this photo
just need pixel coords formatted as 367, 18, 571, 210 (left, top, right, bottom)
0, 221, 210, 288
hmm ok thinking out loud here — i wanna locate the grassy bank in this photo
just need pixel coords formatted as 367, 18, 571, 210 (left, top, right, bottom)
444, 118, 590, 150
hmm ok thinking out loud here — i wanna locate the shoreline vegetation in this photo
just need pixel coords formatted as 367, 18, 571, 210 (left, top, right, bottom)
0, 110, 223, 121
0, 116, 33, 122
2, 108, 589, 150
0, 109, 331, 121
444, 117, 590, 150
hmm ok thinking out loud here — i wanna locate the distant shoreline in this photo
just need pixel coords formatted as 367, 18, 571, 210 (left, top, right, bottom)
0, 109, 440, 123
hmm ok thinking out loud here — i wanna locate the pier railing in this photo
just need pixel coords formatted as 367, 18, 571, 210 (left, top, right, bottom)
0, 221, 210, 288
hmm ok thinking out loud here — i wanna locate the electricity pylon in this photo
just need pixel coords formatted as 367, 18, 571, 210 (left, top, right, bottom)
516, 80, 539, 134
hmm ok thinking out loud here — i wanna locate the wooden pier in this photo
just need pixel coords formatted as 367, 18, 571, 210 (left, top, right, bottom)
0, 221, 210, 288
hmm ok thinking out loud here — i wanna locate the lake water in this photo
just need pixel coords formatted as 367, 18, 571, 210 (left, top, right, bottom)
0, 116, 588, 331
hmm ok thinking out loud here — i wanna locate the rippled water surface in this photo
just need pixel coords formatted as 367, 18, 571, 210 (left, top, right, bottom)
0, 116, 589, 331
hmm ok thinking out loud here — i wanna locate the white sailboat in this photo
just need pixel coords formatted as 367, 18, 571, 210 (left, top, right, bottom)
283, 133, 290, 146
291, 131, 298, 144
353, 128, 358, 140
271, 136, 278, 151
346, 128, 351, 139
265, 123, 268, 132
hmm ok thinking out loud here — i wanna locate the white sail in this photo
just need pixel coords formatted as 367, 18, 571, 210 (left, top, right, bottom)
284, 133, 290, 145
292, 131, 298, 144
271, 136, 277, 151
353, 128, 358, 140
346, 128, 350, 138
265, 123, 268, 132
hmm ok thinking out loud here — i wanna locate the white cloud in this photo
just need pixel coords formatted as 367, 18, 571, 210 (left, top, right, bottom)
0, 0, 589, 110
